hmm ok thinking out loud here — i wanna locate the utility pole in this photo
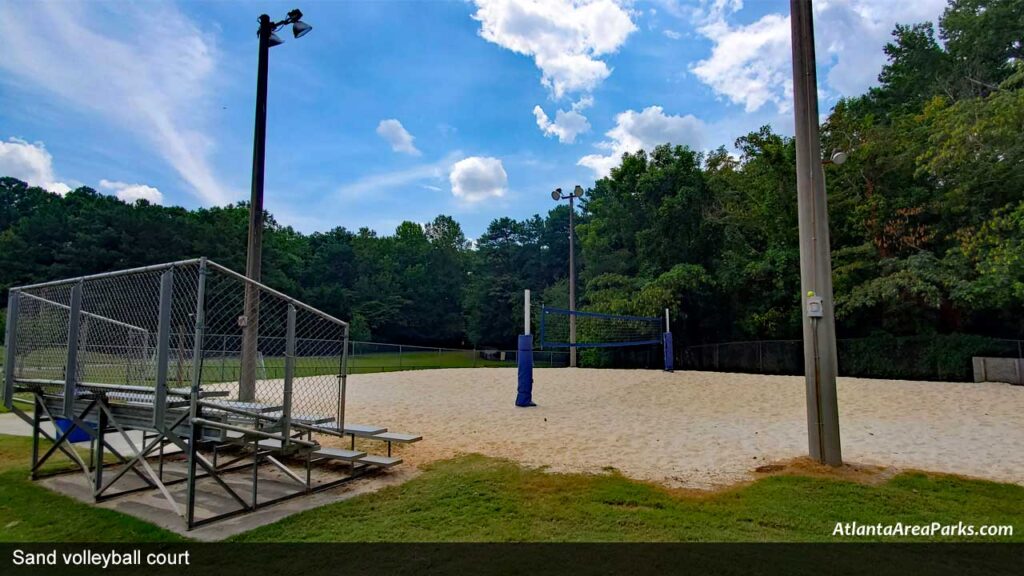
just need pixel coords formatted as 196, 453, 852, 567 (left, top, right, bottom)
552, 185, 584, 367
240, 10, 312, 401
568, 191, 576, 368
239, 14, 273, 401
790, 0, 842, 465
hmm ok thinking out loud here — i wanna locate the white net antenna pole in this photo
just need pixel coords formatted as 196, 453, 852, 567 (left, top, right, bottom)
665, 308, 670, 333
524, 290, 531, 335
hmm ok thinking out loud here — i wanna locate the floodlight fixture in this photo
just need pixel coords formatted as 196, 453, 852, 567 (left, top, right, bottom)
242, 7, 313, 400
549, 185, 585, 367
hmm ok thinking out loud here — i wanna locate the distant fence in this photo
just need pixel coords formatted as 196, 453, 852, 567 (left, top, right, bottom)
0, 339, 569, 393
346, 340, 569, 373
680, 334, 1024, 382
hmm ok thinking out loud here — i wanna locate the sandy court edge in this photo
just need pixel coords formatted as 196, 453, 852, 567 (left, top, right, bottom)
311, 367, 1024, 490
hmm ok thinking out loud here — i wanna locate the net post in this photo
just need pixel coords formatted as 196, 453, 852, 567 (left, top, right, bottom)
4, 290, 20, 409
516, 290, 535, 407
63, 281, 83, 419
663, 308, 674, 372
524, 290, 531, 336
152, 267, 174, 428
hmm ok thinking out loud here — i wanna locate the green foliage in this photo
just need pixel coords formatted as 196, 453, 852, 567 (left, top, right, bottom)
1, 0, 1022, 369
839, 333, 1019, 381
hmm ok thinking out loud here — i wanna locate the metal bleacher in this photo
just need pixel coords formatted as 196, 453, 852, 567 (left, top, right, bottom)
2, 258, 421, 529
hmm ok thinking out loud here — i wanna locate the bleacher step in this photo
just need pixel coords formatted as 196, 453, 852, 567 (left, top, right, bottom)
372, 432, 422, 443
263, 411, 336, 425
313, 448, 366, 461
358, 455, 402, 468
257, 438, 315, 451
344, 424, 387, 436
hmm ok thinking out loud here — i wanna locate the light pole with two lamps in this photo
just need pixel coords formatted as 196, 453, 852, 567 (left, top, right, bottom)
239, 9, 313, 401
551, 185, 584, 368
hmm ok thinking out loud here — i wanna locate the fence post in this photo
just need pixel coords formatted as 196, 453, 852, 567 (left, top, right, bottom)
63, 281, 84, 419
220, 336, 227, 382
3, 290, 20, 409
188, 259, 208, 408
282, 304, 296, 443
399, 345, 403, 369
339, 324, 349, 431
758, 342, 764, 373
152, 268, 174, 428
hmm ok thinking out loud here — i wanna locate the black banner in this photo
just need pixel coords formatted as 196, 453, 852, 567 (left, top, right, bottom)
1, 543, 1021, 576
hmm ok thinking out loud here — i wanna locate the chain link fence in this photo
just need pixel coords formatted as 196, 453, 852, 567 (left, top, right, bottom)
346, 341, 568, 372
680, 335, 1024, 382
3, 259, 354, 433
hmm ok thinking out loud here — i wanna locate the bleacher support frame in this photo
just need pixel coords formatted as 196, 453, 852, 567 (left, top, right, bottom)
2, 258, 408, 530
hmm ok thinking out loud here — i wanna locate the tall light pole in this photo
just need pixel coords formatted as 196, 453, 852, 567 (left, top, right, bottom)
239, 9, 312, 401
552, 185, 584, 368
790, 0, 842, 465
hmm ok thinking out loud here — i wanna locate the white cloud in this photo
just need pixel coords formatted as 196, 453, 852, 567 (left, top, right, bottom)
336, 152, 462, 199
663, 29, 682, 40
471, 0, 637, 98
690, 0, 947, 113
449, 156, 508, 202
578, 106, 705, 177
0, 2, 231, 204
99, 179, 164, 204
376, 119, 421, 155
533, 96, 593, 143
0, 137, 71, 195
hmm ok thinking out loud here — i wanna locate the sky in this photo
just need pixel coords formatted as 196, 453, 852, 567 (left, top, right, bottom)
0, 0, 949, 238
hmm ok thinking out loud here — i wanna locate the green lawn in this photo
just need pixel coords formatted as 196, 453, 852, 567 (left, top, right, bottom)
232, 455, 1023, 542
0, 433, 1021, 543
0, 435, 183, 542
5, 347, 522, 389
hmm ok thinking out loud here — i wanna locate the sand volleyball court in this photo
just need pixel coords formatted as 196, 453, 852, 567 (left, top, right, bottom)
323, 368, 1024, 489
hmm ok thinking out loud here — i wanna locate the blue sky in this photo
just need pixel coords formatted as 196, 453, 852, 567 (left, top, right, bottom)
0, 0, 948, 238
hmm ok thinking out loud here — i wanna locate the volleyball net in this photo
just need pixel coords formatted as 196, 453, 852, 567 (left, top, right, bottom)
538, 307, 663, 349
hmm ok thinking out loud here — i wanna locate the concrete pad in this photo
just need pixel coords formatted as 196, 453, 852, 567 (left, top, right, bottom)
39, 455, 419, 541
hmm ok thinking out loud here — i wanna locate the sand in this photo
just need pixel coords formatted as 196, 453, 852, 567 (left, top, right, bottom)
320, 368, 1024, 490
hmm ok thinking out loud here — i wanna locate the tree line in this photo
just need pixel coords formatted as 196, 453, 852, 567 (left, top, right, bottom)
2, 0, 1022, 357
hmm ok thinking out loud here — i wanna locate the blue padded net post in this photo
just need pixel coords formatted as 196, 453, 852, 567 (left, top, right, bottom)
516, 334, 535, 407
663, 332, 674, 372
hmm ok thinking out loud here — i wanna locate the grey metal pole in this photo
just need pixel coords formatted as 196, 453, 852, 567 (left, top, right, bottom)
282, 304, 296, 443
240, 14, 274, 402
790, 0, 842, 466
63, 282, 83, 419
569, 194, 577, 368
4, 291, 19, 409
188, 260, 208, 415
339, 324, 349, 432
153, 268, 174, 428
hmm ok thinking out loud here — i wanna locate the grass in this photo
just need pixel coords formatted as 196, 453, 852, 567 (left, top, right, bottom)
0, 435, 183, 542
233, 454, 1023, 542
7, 347, 523, 389
0, 433, 1020, 543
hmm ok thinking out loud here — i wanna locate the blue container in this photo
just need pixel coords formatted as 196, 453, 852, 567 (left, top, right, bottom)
54, 418, 94, 443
